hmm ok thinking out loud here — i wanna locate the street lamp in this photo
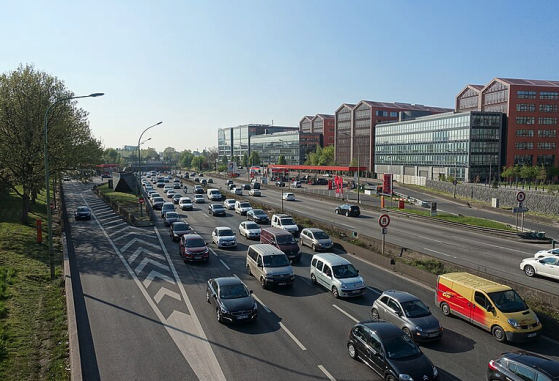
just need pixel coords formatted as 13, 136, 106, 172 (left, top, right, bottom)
278, 139, 286, 212
44, 92, 104, 280
342, 132, 360, 204
137, 122, 163, 216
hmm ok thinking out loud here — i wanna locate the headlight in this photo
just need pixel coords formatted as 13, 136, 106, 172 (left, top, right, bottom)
297, 250, 301, 254
433, 366, 438, 377
508, 318, 520, 328
398, 374, 413, 381
341, 283, 348, 289
535, 316, 540, 324
220, 305, 229, 314
253, 302, 258, 311
415, 326, 423, 332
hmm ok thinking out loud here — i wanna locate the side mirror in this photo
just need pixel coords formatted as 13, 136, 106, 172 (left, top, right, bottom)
212, 294, 217, 299
356, 269, 360, 274
487, 305, 495, 313
249, 290, 253, 294
257, 263, 263, 268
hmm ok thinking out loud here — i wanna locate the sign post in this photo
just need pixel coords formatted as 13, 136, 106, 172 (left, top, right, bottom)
378, 214, 390, 256
513, 192, 527, 231
139, 197, 145, 217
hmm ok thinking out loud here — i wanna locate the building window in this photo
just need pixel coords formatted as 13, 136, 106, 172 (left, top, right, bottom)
514, 155, 533, 165
516, 104, 535, 112
539, 117, 557, 125
539, 104, 558, 113
389, 112, 398, 117
515, 142, 534, 150
540, 92, 559, 100
517, 91, 536, 99
516, 129, 534, 137
516, 117, 535, 124
538, 129, 557, 137
537, 155, 555, 165
375, 110, 388, 117
537, 142, 556, 150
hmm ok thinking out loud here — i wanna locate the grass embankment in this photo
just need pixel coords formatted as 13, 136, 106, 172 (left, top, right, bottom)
97, 183, 149, 221
0, 185, 68, 380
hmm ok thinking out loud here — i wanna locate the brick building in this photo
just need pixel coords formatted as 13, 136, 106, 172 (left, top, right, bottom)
312, 114, 335, 146
299, 116, 314, 133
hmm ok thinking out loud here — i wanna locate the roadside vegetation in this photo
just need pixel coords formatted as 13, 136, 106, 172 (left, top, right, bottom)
96, 183, 150, 221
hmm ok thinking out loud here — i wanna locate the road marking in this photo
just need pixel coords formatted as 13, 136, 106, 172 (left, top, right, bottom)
209, 248, 218, 257
104, 223, 129, 231
279, 322, 306, 351
318, 365, 337, 381
366, 286, 382, 295
219, 259, 230, 270
482, 242, 532, 255
127, 247, 166, 263
154, 287, 182, 303
251, 294, 271, 313
135, 258, 170, 274
143, 270, 176, 288
121, 238, 161, 252
332, 304, 359, 323
414, 235, 443, 243
423, 248, 450, 257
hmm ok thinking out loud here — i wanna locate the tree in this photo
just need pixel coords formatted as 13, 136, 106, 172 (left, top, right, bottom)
278, 155, 286, 165
249, 151, 261, 166
242, 152, 248, 167
142, 147, 159, 161
319, 146, 335, 166
179, 150, 194, 169
206, 146, 219, 168
104, 148, 120, 163
191, 156, 207, 171
537, 164, 548, 185
162, 147, 180, 164
221, 155, 228, 165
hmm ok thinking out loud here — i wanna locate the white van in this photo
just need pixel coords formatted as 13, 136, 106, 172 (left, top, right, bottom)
235, 200, 252, 215
207, 188, 222, 201
246, 244, 294, 288
310, 253, 366, 298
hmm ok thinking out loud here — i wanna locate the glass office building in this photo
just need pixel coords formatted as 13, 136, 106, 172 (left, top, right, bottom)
374, 111, 505, 182
249, 131, 302, 165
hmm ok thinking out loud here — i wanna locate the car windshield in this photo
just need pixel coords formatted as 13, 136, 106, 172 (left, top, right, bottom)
219, 284, 249, 299
313, 231, 329, 240
195, 196, 203, 199
173, 223, 190, 231
163, 204, 174, 210
226, 200, 235, 204
77, 207, 89, 212
166, 212, 179, 219
253, 210, 266, 216
184, 238, 205, 247
245, 223, 259, 230
263, 254, 290, 267
332, 264, 359, 279
218, 229, 234, 236
401, 299, 431, 318
280, 218, 295, 225
488, 290, 528, 313
153, 198, 163, 202
181, 199, 191, 203
240, 203, 251, 208
384, 334, 421, 359
213, 205, 224, 209
276, 235, 296, 245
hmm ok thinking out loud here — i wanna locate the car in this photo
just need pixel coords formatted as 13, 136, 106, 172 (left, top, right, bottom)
208, 178, 213, 183
275, 181, 285, 187
163, 211, 181, 226
172, 193, 182, 204
335, 204, 360, 217
193, 194, 205, 203
252, 182, 261, 189
145, 185, 153, 191
243, 184, 251, 190
282, 192, 295, 201
190, 172, 196, 176
247, 209, 269, 224
173, 183, 182, 189
534, 248, 559, 259
163, 185, 172, 192
198, 173, 204, 177
239, 221, 261, 239
310, 253, 364, 297
249, 189, 261, 197
180, 234, 210, 262
209, 204, 226, 216
300, 228, 333, 251
223, 199, 236, 210
271, 214, 298, 235
520, 255, 559, 280
226, 180, 233, 185
206, 277, 258, 323
166, 190, 176, 198
347, 320, 439, 381
148, 190, 158, 200
156, 181, 165, 188
371, 291, 443, 342
169, 221, 192, 241
228, 183, 236, 190
194, 185, 204, 194
161, 202, 175, 217
233, 188, 243, 196
235, 200, 252, 215
212, 227, 237, 248
487, 351, 559, 381
178, 197, 193, 210
152, 197, 165, 210
315, 178, 329, 185
74, 206, 91, 220
291, 181, 301, 188
173, 178, 180, 183
194, 178, 200, 182
201, 179, 207, 185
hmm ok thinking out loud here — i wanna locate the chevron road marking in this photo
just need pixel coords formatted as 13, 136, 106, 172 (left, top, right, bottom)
143, 270, 175, 288
121, 238, 161, 252
113, 231, 152, 242
127, 247, 166, 264
135, 258, 170, 274
154, 287, 181, 304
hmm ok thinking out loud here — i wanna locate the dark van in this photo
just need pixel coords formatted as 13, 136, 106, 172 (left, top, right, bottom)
260, 227, 301, 262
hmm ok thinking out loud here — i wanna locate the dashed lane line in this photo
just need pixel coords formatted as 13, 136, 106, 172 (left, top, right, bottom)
423, 247, 451, 257
279, 322, 306, 351
219, 259, 230, 270
251, 294, 271, 313
209, 248, 219, 257
332, 304, 359, 323
318, 365, 337, 381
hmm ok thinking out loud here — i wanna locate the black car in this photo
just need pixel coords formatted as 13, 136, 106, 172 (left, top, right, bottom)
201, 179, 207, 185
194, 186, 204, 194
74, 206, 91, 220
209, 204, 226, 216
335, 203, 360, 217
208, 179, 213, 183
194, 178, 200, 182
347, 320, 439, 381
206, 277, 258, 323
252, 182, 260, 189
169, 221, 192, 242
487, 351, 559, 381
173, 183, 182, 189
315, 178, 328, 185
246, 209, 269, 224
243, 184, 251, 190
228, 183, 236, 190
275, 181, 285, 187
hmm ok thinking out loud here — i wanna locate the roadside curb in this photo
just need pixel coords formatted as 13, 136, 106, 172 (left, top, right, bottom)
63, 232, 82, 381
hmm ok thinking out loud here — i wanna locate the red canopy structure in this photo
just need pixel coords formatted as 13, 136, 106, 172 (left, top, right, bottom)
267, 165, 366, 172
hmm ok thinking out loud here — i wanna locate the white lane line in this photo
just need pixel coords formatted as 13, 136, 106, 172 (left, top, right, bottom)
219, 259, 230, 270
482, 242, 533, 255
414, 235, 443, 243
332, 304, 359, 323
423, 247, 450, 257
209, 248, 218, 257
318, 365, 337, 381
366, 287, 382, 295
251, 294, 271, 313
279, 322, 306, 351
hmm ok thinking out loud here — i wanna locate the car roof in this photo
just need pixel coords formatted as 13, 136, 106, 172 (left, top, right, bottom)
214, 277, 244, 287
249, 244, 285, 256
215, 226, 233, 231
211, 204, 224, 207
171, 221, 188, 226
503, 352, 559, 377
381, 290, 419, 303
304, 228, 324, 234
179, 197, 191, 201
358, 320, 405, 340
182, 233, 203, 240
312, 253, 350, 266
274, 214, 291, 218
163, 202, 174, 206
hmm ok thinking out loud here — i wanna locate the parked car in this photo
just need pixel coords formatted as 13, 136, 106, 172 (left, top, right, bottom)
292, 181, 301, 188
249, 189, 261, 197
275, 181, 285, 187
206, 277, 258, 323
161, 202, 176, 217
271, 214, 298, 235
520, 255, 559, 280
223, 199, 236, 210
282, 192, 295, 201
74, 206, 91, 220
193, 194, 205, 203
169, 221, 192, 241
247, 209, 269, 224
209, 204, 226, 216
180, 234, 209, 262
163, 211, 181, 226
371, 291, 443, 342
178, 197, 193, 210
172, 193, 182, 204
534, 248, 559, 259
212, 227, 237, 248
335, 204, 360, 217
310, 253, 365, 298
300, 228, 333, 251
239, 221, 261, 239
487, 351, 559, 381
347, 320, 439, 380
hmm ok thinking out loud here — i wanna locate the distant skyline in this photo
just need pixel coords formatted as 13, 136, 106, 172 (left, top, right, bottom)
2, 0, 558, 152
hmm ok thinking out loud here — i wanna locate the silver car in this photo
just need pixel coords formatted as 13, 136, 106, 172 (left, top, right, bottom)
371, 290, 443, 342
300, 228, 333, 251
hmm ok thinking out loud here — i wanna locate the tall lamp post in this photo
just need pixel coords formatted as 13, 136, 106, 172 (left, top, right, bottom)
278, 139, 286, 212
44, 92, 104, 280
342, 132, 360, 204
138, 122, 163, 215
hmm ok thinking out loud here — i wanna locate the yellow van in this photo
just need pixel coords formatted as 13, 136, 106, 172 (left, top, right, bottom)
435, 272, 541, 343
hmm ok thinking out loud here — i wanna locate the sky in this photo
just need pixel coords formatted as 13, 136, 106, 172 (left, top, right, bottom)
2, 0, 558, 153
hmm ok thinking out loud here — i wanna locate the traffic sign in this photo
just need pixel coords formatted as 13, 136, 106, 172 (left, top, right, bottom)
452, 180, 457, 186
378, 214, 390, 228
381, 227, 388, 235
139, 197, 144, 204
516, 191, 526, 202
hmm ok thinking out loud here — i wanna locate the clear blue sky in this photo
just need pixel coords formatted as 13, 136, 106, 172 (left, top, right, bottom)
2, 0, 558, 153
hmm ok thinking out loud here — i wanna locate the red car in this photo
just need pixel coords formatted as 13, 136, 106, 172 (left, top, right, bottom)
179, 234, 210, 262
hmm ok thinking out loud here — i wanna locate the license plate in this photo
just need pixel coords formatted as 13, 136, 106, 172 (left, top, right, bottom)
237, 315, 248, 319
278, 282, 287, 286
428, 333, 439, 338
528, 333, 537, 338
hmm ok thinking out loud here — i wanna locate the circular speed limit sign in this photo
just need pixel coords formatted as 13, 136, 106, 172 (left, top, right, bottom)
378, 214, 390, 228
516, 191, 526, 202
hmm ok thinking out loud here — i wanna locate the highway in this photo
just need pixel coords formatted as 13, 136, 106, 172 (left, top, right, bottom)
64, 177, 559, 381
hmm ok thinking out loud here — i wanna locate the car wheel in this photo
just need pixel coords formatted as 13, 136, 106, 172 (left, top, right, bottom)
524, 265, 535, 277
348, 343, 357, 360
260, 277, 267, 289
216, 308, 223, 323
332, 286, 339, 299
441, 302, 451, 316
402, 327, 412, 338
335, 209, 339, 214
206, 290, 211, 303
492, 325, 507, 342
385, 376, 397, 381
312, 244, 316, 252
345, 211, 349, 217
310, 273, 317, 284
371, 308, 380, 320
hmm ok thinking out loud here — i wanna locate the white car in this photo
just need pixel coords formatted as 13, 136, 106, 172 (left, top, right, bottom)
282, 192, 295, 201
534, 248, 559, 259
271, 214, 299, 235
193, 194, 205, 203
235, 201, 252, 215
166, 189, 176, 198
223, 199, 236, 210
520, 256, 559, 280
178, 197, 193, 210
212, 227, 237, 248
239, 221, 261, 240
233, 188, 243, 196
249, 189, 261, 197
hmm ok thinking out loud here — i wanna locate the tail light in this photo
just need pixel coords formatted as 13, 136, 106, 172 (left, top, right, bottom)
488, 360, 498, 371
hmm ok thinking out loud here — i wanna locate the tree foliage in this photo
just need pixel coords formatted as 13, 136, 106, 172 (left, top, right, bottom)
278, 155, 286, 165
191, 155, 207, 170
304, 145, 335, 166
249, 151, 261, 166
